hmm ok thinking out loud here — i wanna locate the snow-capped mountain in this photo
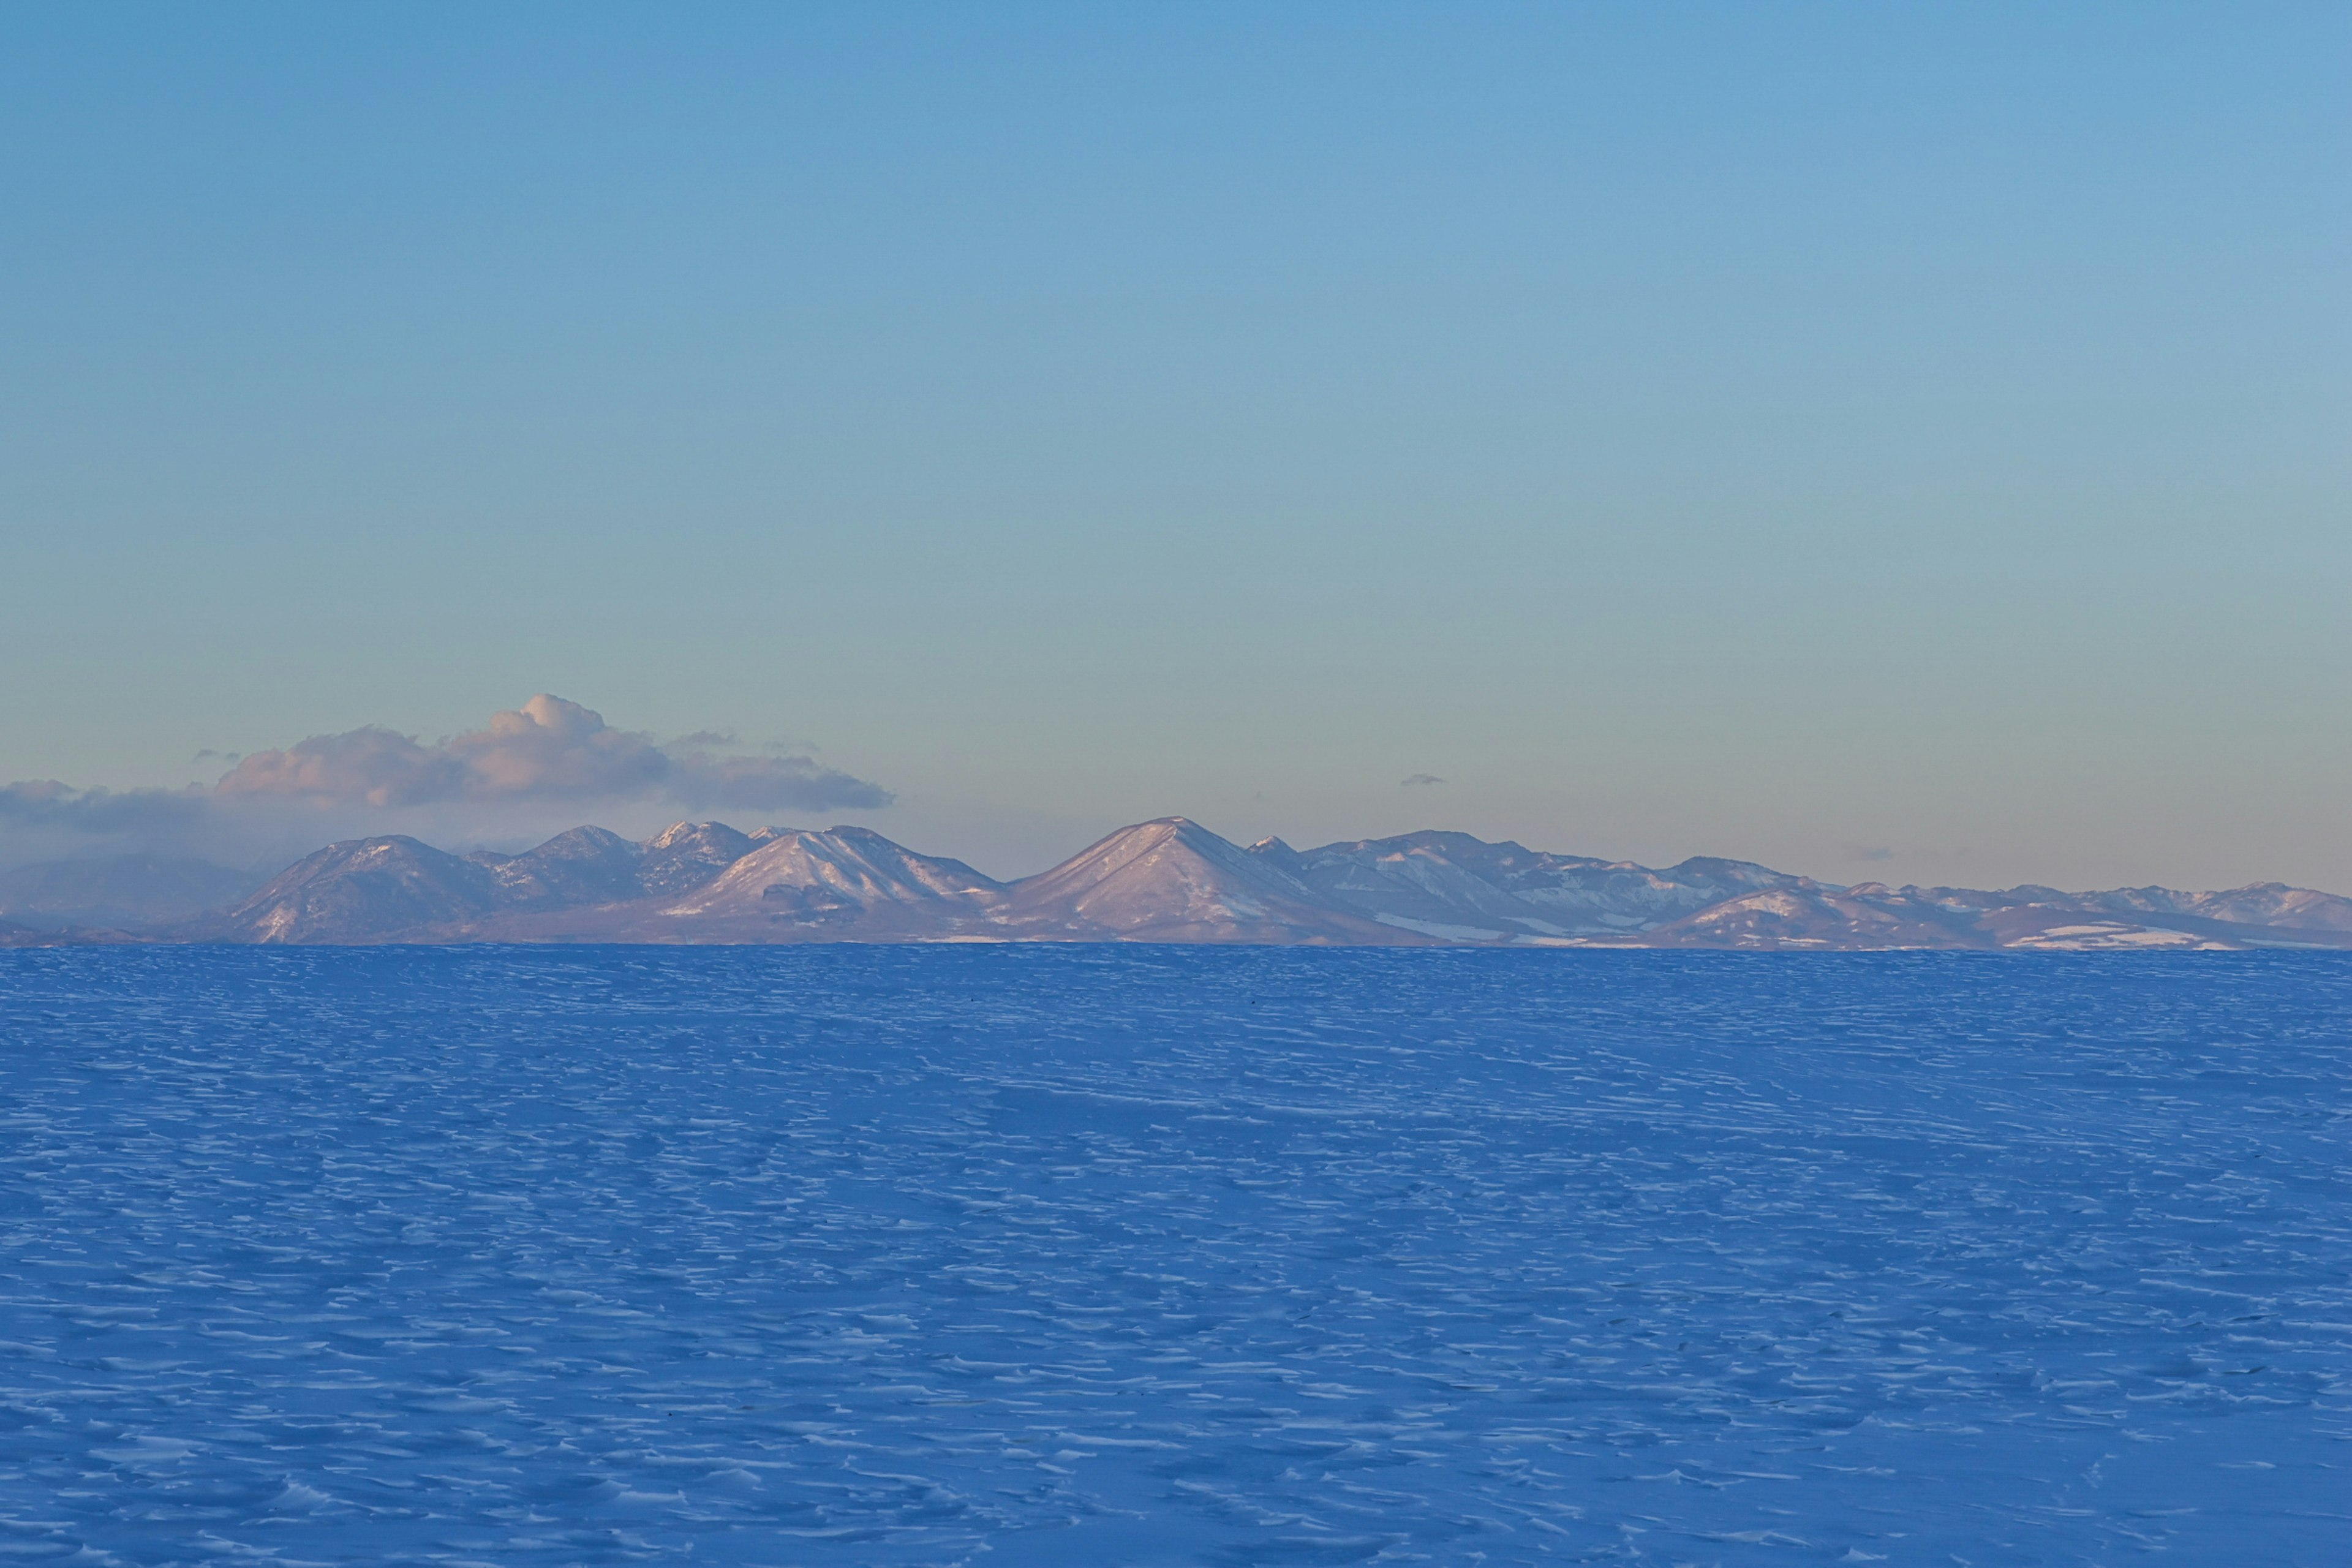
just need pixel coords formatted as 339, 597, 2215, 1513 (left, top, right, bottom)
2075, 881, 2352, 933
1249, 831, 1801, 938
635, 821, 758, 896
470, 826, 646, 908
646, 826, 1002, 935
208, 821, 758, 942
222, 836, 503, 943
1631, 883, 2220, 950
997, 818, 1420, 944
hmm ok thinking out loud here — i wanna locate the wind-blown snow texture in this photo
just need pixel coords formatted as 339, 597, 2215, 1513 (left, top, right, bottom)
1, 948, 2345, 1566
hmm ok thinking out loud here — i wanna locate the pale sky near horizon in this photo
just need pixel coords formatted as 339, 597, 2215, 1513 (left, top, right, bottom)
2, 3, 2346, 888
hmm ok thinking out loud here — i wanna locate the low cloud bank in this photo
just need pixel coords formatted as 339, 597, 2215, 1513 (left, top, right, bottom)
1, 696, 891, 870
0, 780, 206, 835
218, 695, 888, 813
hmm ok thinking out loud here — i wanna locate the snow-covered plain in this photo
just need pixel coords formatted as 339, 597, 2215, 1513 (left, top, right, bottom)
0, 948, 2345, 1565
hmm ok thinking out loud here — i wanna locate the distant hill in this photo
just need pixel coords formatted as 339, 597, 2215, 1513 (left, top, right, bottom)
23, 818, 2349, 950
1250, 831, 1801, 940
0, 854, 262, 930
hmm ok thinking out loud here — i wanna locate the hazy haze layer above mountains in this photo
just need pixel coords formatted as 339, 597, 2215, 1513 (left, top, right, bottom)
6, 819, 2349, 952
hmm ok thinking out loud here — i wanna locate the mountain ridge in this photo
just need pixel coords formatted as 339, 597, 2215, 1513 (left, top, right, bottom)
10, 818, 2348, 950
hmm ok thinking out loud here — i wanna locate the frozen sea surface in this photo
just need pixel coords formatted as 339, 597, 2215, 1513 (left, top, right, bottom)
0, 948, 2346, 1567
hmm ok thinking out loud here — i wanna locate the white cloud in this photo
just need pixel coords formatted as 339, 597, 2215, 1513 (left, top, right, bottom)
217, 695, 889, 812
1, 696, 891, 868
0, 780, 207, 834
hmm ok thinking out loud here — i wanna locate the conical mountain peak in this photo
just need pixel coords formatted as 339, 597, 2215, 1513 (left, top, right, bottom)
998, 818, 1420, 943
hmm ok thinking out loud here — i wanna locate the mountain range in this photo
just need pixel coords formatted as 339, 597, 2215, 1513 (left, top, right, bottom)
4, 818, 2349, 950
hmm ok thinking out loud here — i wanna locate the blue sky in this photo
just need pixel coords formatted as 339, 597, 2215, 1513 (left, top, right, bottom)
2, 3, 2345, 885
